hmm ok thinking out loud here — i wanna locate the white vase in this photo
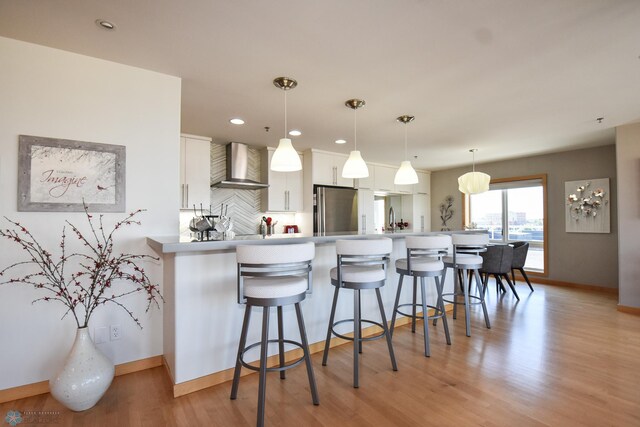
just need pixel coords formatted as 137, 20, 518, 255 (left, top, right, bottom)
49, 327, 115, 411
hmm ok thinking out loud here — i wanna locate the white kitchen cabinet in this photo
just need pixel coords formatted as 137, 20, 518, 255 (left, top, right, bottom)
312, 150, 353, 187
357, 189, 375, 234
401, 193, 431, 232
413, 171, 431, 195
180, 134, 211, 210
261, 147, 303, 212
373, 164, 396, 192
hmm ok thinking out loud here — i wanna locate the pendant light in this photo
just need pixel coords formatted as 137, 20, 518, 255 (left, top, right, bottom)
271, 77, 302, 172
342, 99, 369, 178
458, 149, 490, 194
394, 115, 419, 185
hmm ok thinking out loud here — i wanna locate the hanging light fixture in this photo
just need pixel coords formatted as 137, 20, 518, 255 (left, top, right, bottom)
458, 149, 490, 194
342, 99, 369, 178
394, 115, 419, 185
270, 77, 302, 172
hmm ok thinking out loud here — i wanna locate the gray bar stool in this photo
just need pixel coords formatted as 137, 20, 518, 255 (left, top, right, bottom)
230, 242, 319, 427
442, 233, 491, 337
321, 238, 397, 388
390, 235, 452, 357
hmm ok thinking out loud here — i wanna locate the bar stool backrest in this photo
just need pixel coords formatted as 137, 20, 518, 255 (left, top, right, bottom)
236, 242, 315, 303
404, 235, 451, 272
237, 242, 315, 264
452, 233, 489, 252
406, 234, 452, 250
335, 238, 392, 284
336, 238, 392, 256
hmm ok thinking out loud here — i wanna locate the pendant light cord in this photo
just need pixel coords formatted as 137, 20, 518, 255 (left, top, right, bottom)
353, 108, 357, 151
284, 90, 287, 138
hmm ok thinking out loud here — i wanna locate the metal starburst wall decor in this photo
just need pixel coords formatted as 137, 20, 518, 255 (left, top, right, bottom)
567, 182, 607, 219
564, 178, 610, 233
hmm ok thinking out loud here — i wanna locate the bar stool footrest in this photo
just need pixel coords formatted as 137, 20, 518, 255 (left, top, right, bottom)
330, 318, 386, 342
442, 293, 484, 306
240, 339, 306, 372
395, 303, 446, 320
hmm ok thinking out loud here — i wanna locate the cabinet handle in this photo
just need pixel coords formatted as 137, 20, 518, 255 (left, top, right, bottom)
421, 215, 425, 232
180, 184, 184, 208
185, 184, 189, 207
333, 166, 337, 185
362, 214, 366, 233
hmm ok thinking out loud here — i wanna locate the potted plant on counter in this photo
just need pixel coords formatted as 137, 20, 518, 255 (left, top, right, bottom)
0, 203, 163, 411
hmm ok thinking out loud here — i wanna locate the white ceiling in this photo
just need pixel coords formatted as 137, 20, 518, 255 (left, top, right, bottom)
1, 0, 639, 170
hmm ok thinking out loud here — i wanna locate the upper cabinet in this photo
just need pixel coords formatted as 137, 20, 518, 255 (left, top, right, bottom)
180, 134, 211, 210
312, 151, 353, 187
413, 171, 431, 195
261, 147, 303, 212
373, 164, 396, 192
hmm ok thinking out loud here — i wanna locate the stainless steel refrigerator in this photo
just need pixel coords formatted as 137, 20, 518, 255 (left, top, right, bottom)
314, 185, 358, 234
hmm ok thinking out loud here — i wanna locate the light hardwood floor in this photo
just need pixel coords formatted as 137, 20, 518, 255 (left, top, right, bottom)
2, 283, 639, 426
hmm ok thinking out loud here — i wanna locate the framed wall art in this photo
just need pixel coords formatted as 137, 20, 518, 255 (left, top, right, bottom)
18, 135, 125, 212
565, 178, 610, 233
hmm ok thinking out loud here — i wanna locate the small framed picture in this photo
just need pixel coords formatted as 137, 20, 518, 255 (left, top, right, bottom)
18, 135, 126, 212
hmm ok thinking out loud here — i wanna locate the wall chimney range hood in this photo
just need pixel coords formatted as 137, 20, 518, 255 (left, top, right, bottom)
210, 142, 269, 190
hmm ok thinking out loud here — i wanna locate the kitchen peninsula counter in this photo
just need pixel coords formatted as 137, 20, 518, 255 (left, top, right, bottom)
147, 230, 461, 397
147, 230, 445, 253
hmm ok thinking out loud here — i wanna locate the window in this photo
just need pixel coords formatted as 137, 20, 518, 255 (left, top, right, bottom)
466, 175, 547, 273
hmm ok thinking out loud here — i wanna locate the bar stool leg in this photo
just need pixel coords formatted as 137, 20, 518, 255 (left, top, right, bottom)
353, 289, 360, 388
358, 291, 363, 354
231, 304, 252, 400
390, 274, 404, 337
257, 307, 270, 427
462, 268, 471, 337
411, 276, 418, 333
474, 269, 491, 329
322, 286, 340, 366
277, 306, 286, 380
435, 276, 451, 345
294, 303, 320, 405
375, 288, 398, 371
420, 277, 430, 357
444, 267, 457, 320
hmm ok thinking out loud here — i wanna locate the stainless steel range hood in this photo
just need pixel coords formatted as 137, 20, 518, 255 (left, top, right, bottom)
211, 142, 269, 190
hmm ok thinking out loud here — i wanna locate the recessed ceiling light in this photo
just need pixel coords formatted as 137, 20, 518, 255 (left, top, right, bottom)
229, 118, 245, 125
288, 130, 302, 136
95, 19, 116, 30
335, 139, 346, 144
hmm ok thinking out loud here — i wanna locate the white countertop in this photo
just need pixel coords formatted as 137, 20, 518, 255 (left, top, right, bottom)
146, 230, 463, 254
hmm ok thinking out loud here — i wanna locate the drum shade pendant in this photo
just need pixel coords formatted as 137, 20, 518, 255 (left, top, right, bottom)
394, 115, 419, 185
271, 77, 302, 172
342, 99, 369, 179
458, 149, 490, 194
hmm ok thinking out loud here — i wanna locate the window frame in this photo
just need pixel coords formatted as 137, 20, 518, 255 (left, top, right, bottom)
463, 174, 548, 276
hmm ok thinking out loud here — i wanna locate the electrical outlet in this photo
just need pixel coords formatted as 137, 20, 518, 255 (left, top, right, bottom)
95, 326, 108, 344
110, 324, 121, 341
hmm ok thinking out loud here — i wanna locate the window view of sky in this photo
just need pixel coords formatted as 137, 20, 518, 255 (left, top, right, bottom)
470, 185, 544, 271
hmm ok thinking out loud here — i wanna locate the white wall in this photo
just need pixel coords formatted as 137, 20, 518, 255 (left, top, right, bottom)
616, 122, 640, 308
0, 37, 181, 389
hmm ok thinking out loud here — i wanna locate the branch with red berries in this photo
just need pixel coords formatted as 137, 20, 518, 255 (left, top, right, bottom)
0, 202, 163, 329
